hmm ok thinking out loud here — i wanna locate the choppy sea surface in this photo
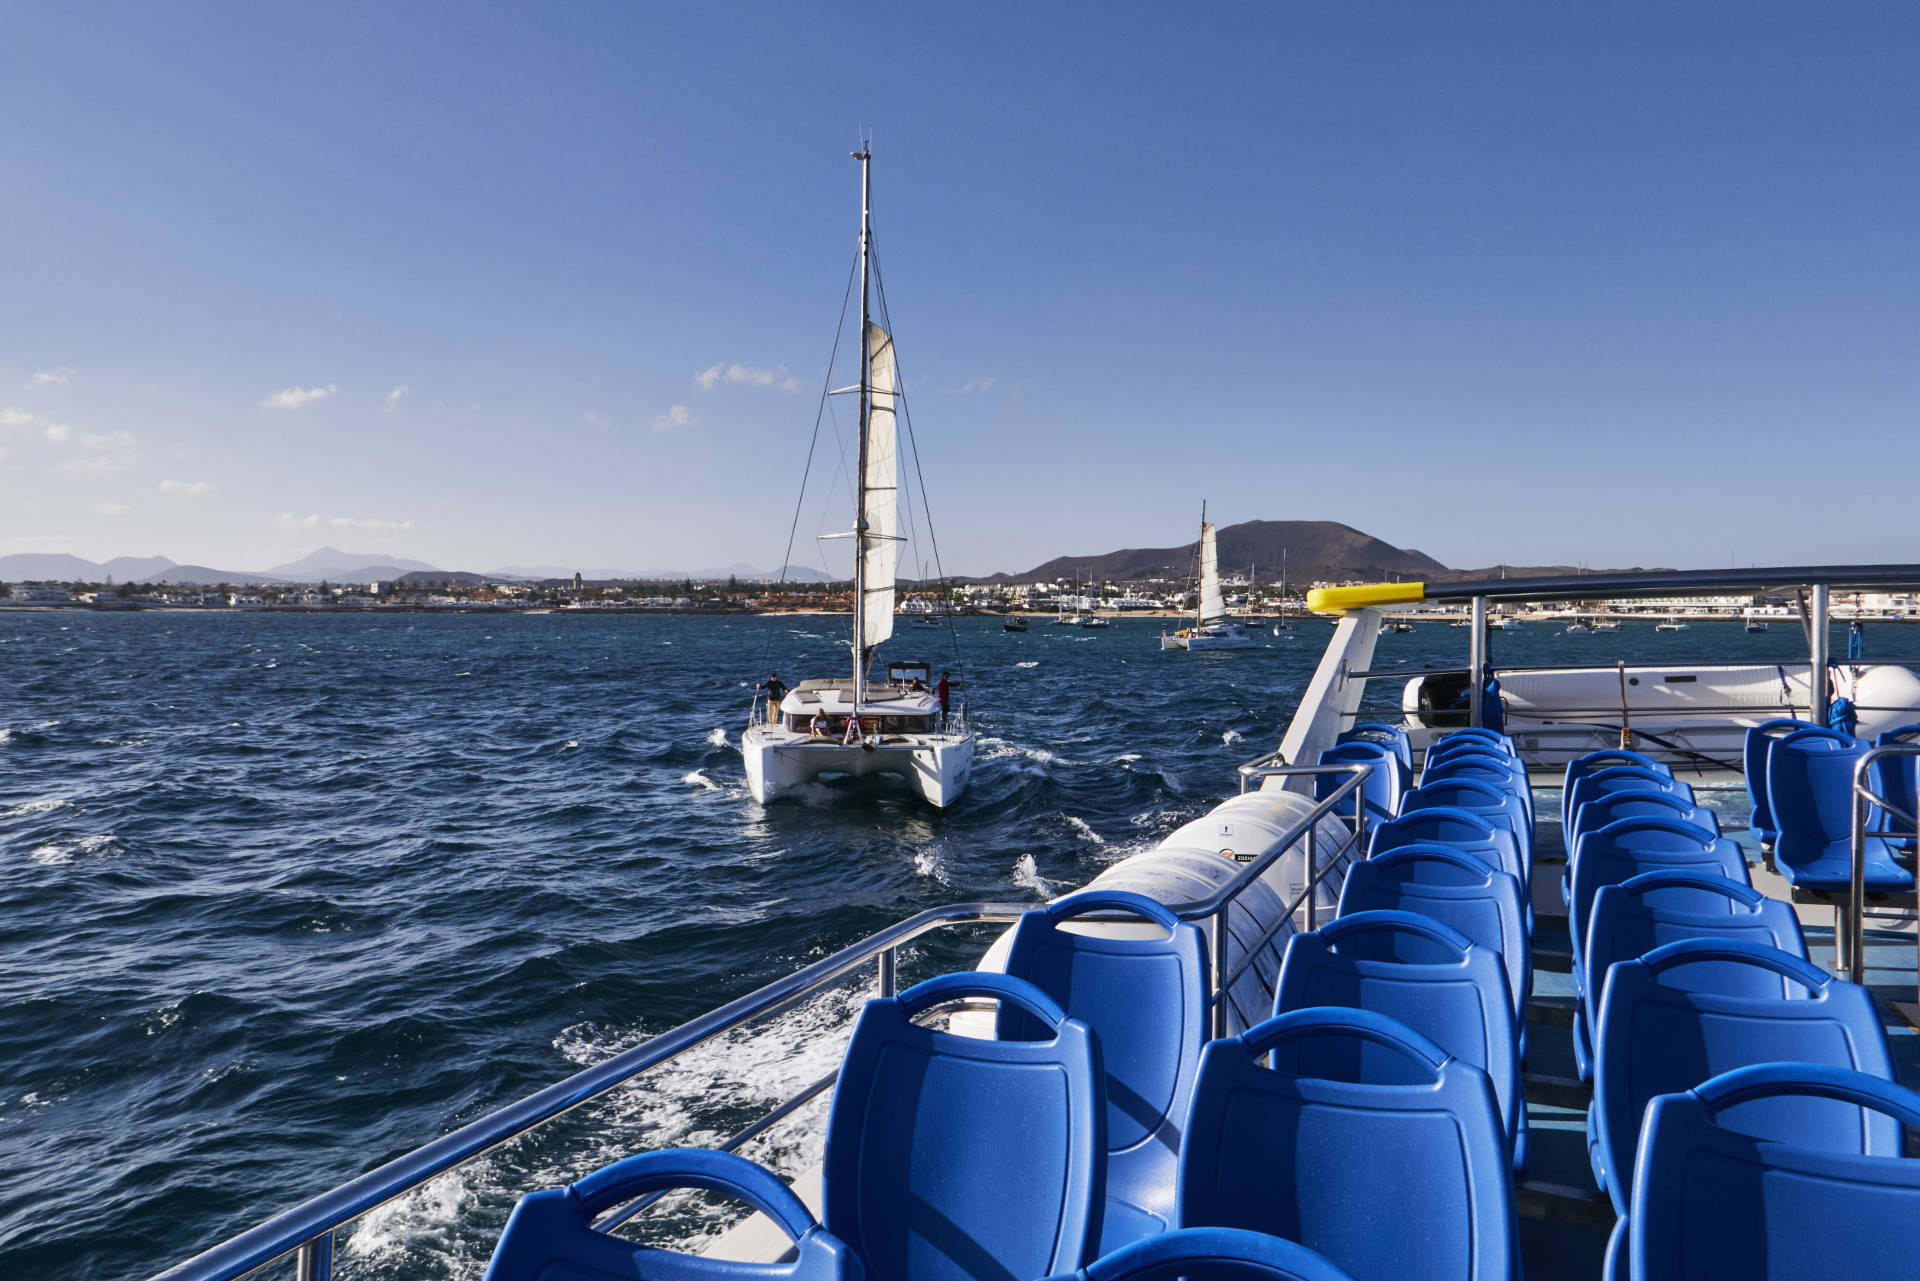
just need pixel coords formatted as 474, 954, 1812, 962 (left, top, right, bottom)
3, 611, 1915, 1280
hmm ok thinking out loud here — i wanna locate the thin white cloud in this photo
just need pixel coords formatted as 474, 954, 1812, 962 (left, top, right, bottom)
61, 453, 137, 474
695, 362, 796, 392
31, 367, 74, 387
652, 404, 694, 431
90, 501, 133, 517
264, 383, 336, 410
0, 407, 34, 428
582, 411, 605, 428
275, 511, 415, 535
80, 429, 135, 451
943, 376, 997, 397
159, 479, 215, 496
43, 423, 71, 443
384, 385, 409, 411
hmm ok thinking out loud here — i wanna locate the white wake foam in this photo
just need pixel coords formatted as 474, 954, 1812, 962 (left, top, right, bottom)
1064, 815, 1105, 845
705, 728, 728, 747
1013, 853, 1054, 896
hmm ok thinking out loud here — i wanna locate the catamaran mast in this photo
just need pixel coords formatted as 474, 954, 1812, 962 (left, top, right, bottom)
852, 146, 872, 711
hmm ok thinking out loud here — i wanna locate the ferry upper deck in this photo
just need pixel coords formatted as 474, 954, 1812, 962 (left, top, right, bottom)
152, 564, 1920, 1281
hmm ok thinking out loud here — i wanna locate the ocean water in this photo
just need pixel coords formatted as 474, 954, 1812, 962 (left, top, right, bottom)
2, 611, 1914, 1279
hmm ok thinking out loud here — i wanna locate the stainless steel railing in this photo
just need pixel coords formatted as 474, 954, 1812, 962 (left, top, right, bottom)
1845, 743, 1920, 982
151, 760, 1370, 1281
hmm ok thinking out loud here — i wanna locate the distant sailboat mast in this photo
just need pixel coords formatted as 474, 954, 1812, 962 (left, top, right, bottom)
849, 146, 901, 712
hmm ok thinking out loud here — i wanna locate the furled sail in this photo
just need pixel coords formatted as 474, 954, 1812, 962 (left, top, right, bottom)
1198, 520, 1226, 623
860, 322, 900, 648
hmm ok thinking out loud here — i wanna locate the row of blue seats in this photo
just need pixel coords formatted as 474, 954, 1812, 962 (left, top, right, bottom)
479, 731, 1920, 1281
1743, 720, 1918, 891
1552, 745, 1915, 1278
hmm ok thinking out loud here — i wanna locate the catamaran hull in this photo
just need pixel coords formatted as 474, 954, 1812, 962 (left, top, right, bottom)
742, 729, 975, 808
1183, 633, 1257, 651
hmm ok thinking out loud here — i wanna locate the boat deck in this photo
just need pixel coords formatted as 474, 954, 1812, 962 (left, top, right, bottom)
1514, 786, 1920, 1278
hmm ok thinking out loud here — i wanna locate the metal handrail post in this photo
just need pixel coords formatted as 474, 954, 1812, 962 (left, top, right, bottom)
1305, 826, 1319, 933
1810, 583, 1830, 718
877, 946, 896, 998
1849, 744, 1920, 983
1210, 912, 1230, 1039
294, 1234, 331, 1281
1468, 596, 1487, 728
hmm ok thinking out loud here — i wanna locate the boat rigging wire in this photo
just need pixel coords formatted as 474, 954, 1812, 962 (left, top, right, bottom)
757, 250, 861, 697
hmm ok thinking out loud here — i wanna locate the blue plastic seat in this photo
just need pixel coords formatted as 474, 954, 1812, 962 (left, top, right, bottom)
1337, 723, 1413, 780
1588, 938, 1897, 1213
484, 1149, 859, 1281
1433, 727, 1517, 756
1179, 1007, 1519, 1281
1336, 844, 1530, 1024
824, 972, 1105, 1281
1402, 778, 1532, 871
1563, 750, 1671, 833
1569, 816, 1745, 967
1422, 753, 1535, 828
1868, 723, 1920, 848
1579, 870, 1807, 1078
1570, 788, 1719, 844
1369, 808, 1528, 897
1273, 912, 1524, 1171
1564, 766, 1693, 842
1314, 743, 1401, 825
1766, 727, 1914, 892
1742, 718, 1817, 847
1628, 1065, 1920, 1280
999, 890, 1208, 1251
1045, 1227, 1359, 1281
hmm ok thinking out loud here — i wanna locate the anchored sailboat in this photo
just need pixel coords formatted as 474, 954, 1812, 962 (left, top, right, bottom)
1161, 502, 1256, 650
741, 149, 975, 808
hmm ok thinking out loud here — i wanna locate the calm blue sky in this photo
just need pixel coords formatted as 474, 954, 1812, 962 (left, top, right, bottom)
3, 3, 1916, 576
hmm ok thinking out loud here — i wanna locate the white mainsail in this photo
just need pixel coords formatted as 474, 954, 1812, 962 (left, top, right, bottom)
860, 322, 900, 649
1197, 520, 1225, 624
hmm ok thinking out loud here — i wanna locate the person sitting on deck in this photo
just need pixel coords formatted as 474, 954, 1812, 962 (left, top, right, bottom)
809, 711, 829, 738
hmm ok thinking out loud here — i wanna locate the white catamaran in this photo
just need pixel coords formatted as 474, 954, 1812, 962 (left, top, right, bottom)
1161, 503, 1256, 650
740, 149, 975, 808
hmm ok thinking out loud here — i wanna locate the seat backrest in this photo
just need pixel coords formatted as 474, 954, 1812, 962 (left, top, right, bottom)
1743, 718, 1818, 839
1868, 726, 1920, 838
484, 1149, 860, 1281
825, 972, 1106, 1281
1179, 1008, 1517, 1281
1047, 1226, 1359, 1281
1562, 750, 1670, 830
1336, 844, 1528, 1023
1421, 754, 1534, 826
1591, 939, 1898, 1214
1000, 890, 1209, 1246
1273, 912, 1519, 1151
1368, 808, 1525, 887
1402, 778, 1531, 852
1570, 788, 1718, 843
1632, 1065, 1920, 1281
1314, 743, 1401, 822
1584, 870, 1807, 1036
1337, 723, 1413, 776
1435, 728, 1515, 755
1766, 727, 1869, 853
1426, 740, 1520, 774
1564, 766, 1695, 840
1568, 817, 1748, 972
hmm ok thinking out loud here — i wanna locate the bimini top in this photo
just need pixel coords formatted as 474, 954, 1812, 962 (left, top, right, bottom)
1305, 563, 1920, 613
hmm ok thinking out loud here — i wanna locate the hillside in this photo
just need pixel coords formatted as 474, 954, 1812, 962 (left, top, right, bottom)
1012, 520, 1449, 585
